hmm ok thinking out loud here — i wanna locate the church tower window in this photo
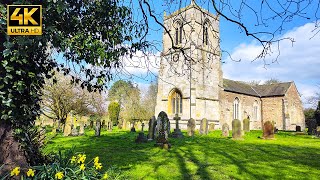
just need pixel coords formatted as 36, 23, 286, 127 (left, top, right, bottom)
175, 21, 183, 45
203, 22, 209, 45
233, 98, 239, 119
169, 89, 182, 114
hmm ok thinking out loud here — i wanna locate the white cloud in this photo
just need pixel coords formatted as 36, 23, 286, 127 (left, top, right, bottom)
222, 23, 320, 107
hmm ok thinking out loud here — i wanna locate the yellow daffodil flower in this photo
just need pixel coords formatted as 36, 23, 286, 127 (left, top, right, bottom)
80, 164, 85, 171
94, 162, 102, 170
55, 172, 64, 179
102, 172, 108, 179
10, 167, 20, 176
70, 156, 76, 163
26, 168, 35, 177
77, 154, 86, 164
94, 156, 99, 164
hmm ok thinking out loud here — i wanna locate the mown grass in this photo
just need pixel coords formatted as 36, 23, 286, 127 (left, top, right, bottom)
43, 129, 320, 180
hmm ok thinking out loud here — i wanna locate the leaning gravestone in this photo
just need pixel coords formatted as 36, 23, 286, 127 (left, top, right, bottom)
243, 118, 250, 132
263, 121, 274, 139
308, 119, 317, 135
222, 123, 229, 137
200, 118, 208, 135
232, 119, 242, 139
155, 111, 171, 149
64, 115, 72, 136
187, 118, 196, 136
148, 116, 156, 140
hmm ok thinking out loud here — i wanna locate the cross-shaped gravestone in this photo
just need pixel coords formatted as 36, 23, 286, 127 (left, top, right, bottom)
141, 123, 145, 132
174, 114, 181, 130
172, 114, 184, 138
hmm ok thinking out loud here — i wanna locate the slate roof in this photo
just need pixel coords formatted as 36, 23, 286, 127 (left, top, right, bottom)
223, 79, 292, 97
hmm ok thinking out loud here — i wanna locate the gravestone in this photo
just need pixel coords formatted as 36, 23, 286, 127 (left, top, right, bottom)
263, 121, 274, 139
155, 111, 171, 148
95, 120, 101, 136
200, 118, 208, 135
308, 119, 317, 135
131, 122, 136, 132
296, 125, 301, 132
209, 123, 215, 132
232, 119, 242, 139
187, 118, 196, 136
222, 123, 229, 137
317, 126, 320, 137
172, 114, 184, 138
71, 124, 79, 136
63, 115, 72, 136
135, 123, 148, 143
243, 118, 250, 132
147, 116, 156, 140
79, 122, 84, 135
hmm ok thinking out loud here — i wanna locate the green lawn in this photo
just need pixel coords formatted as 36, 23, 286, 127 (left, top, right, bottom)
43, 129, 320, 180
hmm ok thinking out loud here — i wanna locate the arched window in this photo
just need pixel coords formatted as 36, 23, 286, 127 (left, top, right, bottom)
175, 21, 183, 45
233, 98, 239, 119
169, 89, 182, 114
203, 22, 209, 45
253, 100, 258, 120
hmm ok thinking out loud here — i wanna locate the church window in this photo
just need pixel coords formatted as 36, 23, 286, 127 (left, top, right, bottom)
203, 22, 209, 45
170, 90, 182, 114
253, 100, 258, 120
233, 98, 239, 119
175, 22, 183, 45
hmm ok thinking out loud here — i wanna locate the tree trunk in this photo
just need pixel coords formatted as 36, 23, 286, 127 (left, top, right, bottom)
0, 121, 28, 175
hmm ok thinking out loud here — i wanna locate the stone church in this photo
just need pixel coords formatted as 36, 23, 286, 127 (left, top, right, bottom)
154, 1, 305, 131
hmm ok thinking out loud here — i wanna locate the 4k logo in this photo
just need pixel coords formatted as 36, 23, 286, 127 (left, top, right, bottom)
7, 5, 42, 35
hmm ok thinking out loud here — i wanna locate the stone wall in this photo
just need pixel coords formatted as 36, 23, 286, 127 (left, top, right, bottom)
220, 91, 262, 130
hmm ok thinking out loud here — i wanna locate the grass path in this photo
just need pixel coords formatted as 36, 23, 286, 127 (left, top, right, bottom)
44, 130, 320, 180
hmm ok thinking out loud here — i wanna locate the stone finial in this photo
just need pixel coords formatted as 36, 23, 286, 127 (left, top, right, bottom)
191, 0, 195, 5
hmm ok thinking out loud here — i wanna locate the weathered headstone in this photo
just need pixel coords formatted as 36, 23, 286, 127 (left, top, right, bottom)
263, 121, 274, 139
95, 120, 101, 136
308, 119, 317, 135
71, 124, 79, 136
200, 118, 208, 135
135, 123, 148, 143
155, 111, 171, 148
316, 126, 320, 137
63, 115, 72, 136
148, 116, 156, 140
79, 122, 84, 135
209, 123, 215, 132
232, 119, 242, 139
243, 118, 250, 132
131, 121, 136, 132
172, 114, 184, 138
296, 125, 301, 132
187, 118, 196, 136
222, 123, 229, 137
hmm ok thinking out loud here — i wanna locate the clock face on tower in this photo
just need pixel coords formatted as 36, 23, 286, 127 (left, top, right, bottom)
173, 54, 179, 62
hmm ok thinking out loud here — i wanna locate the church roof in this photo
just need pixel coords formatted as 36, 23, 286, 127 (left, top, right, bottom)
223, 79, 292, 97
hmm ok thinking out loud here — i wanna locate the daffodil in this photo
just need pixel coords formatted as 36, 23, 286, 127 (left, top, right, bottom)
70, 156, 76, 163
77, 154, 86, 164
94, 156, 99, 164
55, 172, 64, 179
80, 164, 85, 171
26, 168, 35, 177
10, 167, 20, 176
94, 162, 102, 170
102, 172, 108, 179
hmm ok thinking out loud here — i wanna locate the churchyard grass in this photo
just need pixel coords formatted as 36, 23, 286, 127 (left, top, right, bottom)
43, 129, 320, 179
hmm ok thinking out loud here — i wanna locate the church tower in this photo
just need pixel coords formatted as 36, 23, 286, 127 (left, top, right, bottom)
155, 1, 222, 129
